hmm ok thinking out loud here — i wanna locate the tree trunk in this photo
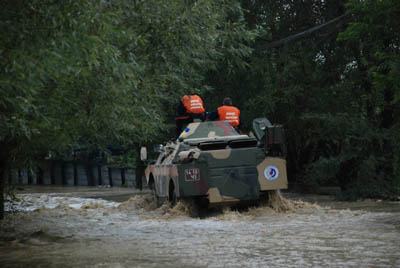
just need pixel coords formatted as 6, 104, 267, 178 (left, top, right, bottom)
61, 162, 66, 185
0, 139, 16, 220
97, 165, 102, 185
381, 88, 394, 129
50, 161, 56, 185
0, 150, 9, 220
86, 164, 94, 186
37, 166, 44, 185
27, 170, 33, 184
121, 168, 126, 187
73, 162, 78, 186
135, 144, 144, 191
0, 161, 5, 220
108, 167, 113, 187
18, 169, 22, 184
135, 166, 144, 191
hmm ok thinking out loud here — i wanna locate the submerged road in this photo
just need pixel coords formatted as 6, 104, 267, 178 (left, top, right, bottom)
1, 186, 399, 268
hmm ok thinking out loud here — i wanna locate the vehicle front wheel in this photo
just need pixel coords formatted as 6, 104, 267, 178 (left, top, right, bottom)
148, 177, 160, 207
169, 180, 177, 207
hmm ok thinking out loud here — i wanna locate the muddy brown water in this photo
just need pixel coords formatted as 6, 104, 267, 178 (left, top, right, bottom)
1, 186, 399, 268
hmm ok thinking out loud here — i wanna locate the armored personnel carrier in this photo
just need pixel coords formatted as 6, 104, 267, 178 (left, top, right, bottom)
142, 118, 287, 207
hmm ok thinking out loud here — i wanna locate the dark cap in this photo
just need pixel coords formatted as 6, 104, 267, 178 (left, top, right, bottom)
223, 97, 232, 106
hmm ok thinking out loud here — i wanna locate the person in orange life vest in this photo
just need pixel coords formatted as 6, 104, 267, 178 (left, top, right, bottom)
175, 94, 206, 137
207, 97, 242, 133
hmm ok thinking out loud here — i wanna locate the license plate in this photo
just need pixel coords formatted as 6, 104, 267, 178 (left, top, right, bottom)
184, 168, 200, 181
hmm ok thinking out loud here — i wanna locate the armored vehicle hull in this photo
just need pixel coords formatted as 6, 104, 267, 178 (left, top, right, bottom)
144, 120, 287, 206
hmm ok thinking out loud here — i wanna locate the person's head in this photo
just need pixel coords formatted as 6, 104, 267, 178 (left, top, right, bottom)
186, 88, 201, 96
223, 97, 232, 106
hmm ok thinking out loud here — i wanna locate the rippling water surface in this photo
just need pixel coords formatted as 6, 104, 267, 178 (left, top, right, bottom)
1, 186, 399, 268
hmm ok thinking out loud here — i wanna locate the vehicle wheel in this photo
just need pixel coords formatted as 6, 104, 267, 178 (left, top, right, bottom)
169, 180, 177, 207
149, 177, 160, 206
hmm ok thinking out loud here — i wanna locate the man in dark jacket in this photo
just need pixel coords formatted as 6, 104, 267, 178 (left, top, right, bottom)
175, 94, 206, 137
208, 97, 242, 133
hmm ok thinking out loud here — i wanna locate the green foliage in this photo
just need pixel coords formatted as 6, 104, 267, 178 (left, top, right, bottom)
302, 113, 398, 200
0, 0, 256, 217
1, 0, 399, 203
0, 0, 252, 165
2, 0, 141, 164
206, 0, 400, 200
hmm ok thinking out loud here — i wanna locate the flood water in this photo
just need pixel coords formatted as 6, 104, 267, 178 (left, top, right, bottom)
1, 186, 399, 268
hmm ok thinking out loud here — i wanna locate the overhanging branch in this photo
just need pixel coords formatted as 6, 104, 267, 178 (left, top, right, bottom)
254, 13, 351, 53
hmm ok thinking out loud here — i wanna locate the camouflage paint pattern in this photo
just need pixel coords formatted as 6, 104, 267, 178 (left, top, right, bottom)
144, 120, 288, 205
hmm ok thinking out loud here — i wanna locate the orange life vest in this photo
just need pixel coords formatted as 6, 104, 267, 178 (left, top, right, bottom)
181, 95, 205, 114
217, 105, 240, 127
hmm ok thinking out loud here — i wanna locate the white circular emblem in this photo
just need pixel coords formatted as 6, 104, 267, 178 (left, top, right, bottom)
264, 165, 279, 181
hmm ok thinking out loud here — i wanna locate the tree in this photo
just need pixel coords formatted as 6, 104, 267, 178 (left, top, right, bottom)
205, 0, 349, 182
0, 0, 254, 218
315, 0, 400, 199
204, 0, 400, 199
